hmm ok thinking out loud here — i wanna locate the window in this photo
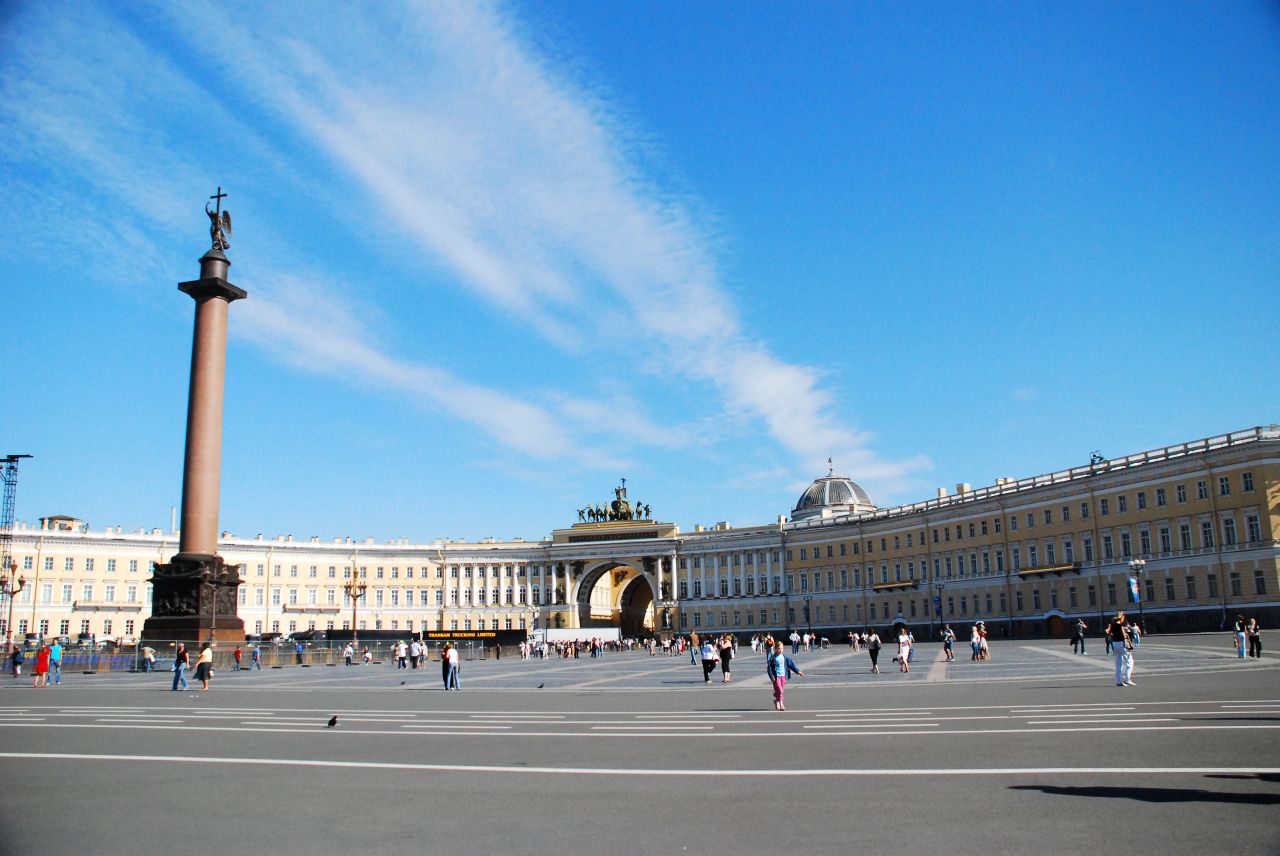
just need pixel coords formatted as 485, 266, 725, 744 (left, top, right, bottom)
1117, 496, 1127, 514
61, 584, 72, 602
44, 557, 53, 571
1028, 545, 1038, 566
1229, 573, 1241, 597
1196, 480, 1208, 500
1061, 506, 1070, 523
1016, 591, 1024, 612
1100, 498, 1110, 516
1083, 537, 1093, 562
1087, 584, 1096, 606
1218, 476, 1230, 497
1164, 578, 1175, 601
1102, 535, 1113, 560
1179, 524, 1192, 551
1011, 548, 1021, 571
1064, 541, 1074, 563
1242, 472, 1254, 492
1159, 527, 1171, 553
1140, 529, 1151, 555
1185, 577, 1197, 600
81, 584, 93, 601
1080, 502, 1090, 520
1176, 484, 1187, 503
1120, 532, 1131, 558
1010, 516, 1018, 532
65, 557, 74, 571
1207, 574, 1218, 598
1107, 583, 1116, 605
1156, 488, 1167, 507
1247, 515, 1261, 543
1223, 518, 1237, 546
1254, 570, 1267, 595
1043, 509, 1052, 526
1201, 521, 1215, 549
1026, 514, 1034, 529
1136, 492, 1146, 510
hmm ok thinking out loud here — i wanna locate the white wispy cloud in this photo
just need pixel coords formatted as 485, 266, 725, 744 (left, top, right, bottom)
3, 0, 929, 497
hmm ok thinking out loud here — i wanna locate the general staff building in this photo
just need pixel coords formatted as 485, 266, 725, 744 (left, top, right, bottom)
3, 426, 1277, 644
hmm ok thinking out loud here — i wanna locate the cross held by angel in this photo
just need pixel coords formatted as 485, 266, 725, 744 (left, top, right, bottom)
206, 186, 232, 250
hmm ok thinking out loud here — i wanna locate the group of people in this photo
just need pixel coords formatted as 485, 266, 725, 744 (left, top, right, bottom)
1233, 615, 1263, 658
10, 639, 63, 686
692, 633, 737, 683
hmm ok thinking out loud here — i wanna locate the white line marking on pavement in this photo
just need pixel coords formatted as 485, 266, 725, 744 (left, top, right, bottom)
635, 714, 742, 719
469, 714, 567, 720
592, 725, 714, 730
1024, 718, 1177, 725
804, 723, 940, 729
2, 722, 1279, 738
3, 753, 1278, 778
93, 718, 184, 723
1024, 646, 1115, 669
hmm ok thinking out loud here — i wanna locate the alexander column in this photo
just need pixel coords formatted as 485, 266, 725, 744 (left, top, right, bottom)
141, 189, 247, 645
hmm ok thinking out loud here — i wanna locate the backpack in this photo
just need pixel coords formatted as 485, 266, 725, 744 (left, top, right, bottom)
13, 650, 24, 664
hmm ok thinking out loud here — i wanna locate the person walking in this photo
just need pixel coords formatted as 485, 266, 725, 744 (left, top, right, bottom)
689, 633, 700, 665
718, 635, 734, 683
142, 645, 156, 673
942, 625, 956, 661
343, 643, 354, 666
1246, 619, 1262, 658
251, 644, 262, 670
1107, 611, 1134, 686
49, 639, 62, 685
10, 646, 24, 677
897, 628, 912, 673
233, 645, 243, 670
396, 640, 408, 669
32, 643, 51, 688
699, 638, 719, 684
867, 629, 882, 674
766, 640, 804, 711
171, 642, 190, 691
194, 643, 214, 691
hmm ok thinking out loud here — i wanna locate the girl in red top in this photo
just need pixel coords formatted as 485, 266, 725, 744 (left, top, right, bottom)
33, 644, 51, 688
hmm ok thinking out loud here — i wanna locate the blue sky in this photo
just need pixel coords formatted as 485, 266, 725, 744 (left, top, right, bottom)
2, 1, 1277, 543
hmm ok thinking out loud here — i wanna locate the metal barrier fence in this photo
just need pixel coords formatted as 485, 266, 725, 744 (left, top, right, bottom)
15, 640, 508, 675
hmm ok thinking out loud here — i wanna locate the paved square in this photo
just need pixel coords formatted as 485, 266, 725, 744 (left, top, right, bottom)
1, 635, 1277, 855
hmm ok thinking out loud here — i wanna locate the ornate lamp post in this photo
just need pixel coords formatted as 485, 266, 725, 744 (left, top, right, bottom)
803, 594, 813, 642
1128, 558, 1147, 634
933, 580, 946, 640
344, 561, 367, 645
1, 562, 26, 653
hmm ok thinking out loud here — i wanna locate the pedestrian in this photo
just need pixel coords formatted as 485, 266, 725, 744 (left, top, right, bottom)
32, 643, 51, 688
343, 643, 354, 666
1246, 619, 1262, 658
719, 635, 734, 683
1234, 615, 1248, 658
49, 639, 62, 685
10, 645, 24, 677
362, 647, 372, 665
942, 625, 955, 661
396, 640, 408, 669
142, 645, 156, 673
172, 642, 190, 691
251, 644, 262, 669
1072, 619, 1088, 655
294, 640, 305, 665
1107, 611, 1134, 687
445, 643, 460, 690
409, 639, 422, 668
233, 645, 243, 670
689, 632, 700, 664
194, 643, 214, 691
699, 638, 719, 684
897, 628, 912, 673
867, 629, 882, 674
766, 640, 804, 711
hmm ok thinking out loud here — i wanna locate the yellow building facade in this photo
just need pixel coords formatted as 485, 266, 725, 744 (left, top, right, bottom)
3, 426, 1277, 644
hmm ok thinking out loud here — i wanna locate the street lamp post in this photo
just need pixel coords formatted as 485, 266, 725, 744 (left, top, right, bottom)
1128, 558, 1147, 634
343, 563, 367, 645
933, 581, 945, 640
1, 562, 26, 653
803, 594, 813, 643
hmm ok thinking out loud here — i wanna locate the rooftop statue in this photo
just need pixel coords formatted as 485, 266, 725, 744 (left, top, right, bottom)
206, 186, 232, 251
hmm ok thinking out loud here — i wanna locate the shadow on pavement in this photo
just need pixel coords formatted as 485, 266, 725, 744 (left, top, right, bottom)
1009, 784, 1280, 805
